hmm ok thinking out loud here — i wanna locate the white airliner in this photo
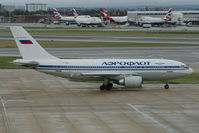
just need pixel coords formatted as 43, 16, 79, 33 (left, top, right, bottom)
136, 8, 173, 26
53, 8, 75, 25
72, 8, 103, 27
100, 8, 128, 24
11, 26, 193, 90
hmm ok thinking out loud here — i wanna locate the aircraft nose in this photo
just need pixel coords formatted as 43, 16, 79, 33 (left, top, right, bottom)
188, 68, 194, 74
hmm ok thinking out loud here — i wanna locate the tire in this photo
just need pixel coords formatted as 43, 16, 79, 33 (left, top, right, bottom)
100, 85, 105, 90
108, 83, 113, 88
164, 84, 169, 89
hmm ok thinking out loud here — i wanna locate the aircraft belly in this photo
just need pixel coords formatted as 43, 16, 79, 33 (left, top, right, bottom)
141, 71, 187, 81
37, 69, 188, 81
37, 70, 104, 81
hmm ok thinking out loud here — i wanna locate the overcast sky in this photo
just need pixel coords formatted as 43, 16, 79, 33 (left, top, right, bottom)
1, 0, 199, 7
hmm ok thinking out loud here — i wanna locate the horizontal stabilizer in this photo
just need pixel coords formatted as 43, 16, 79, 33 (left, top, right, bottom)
13, 59, 39, 68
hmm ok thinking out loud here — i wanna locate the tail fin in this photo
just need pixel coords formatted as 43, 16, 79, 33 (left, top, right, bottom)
10, 26, 57, 60
164, 8, 172, 21
53, 8, 61, 19
100, 8, 108, 19
100, 8, 114, 22
72, 8, 78, 18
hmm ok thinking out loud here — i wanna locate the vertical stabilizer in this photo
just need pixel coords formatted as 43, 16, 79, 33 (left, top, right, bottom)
72, 8, 78, 18
100, 8, 114, 22
53, 8, 61, 19
10, 26, 58, 60
164, 8, 172, 21
100, 8, 108, 19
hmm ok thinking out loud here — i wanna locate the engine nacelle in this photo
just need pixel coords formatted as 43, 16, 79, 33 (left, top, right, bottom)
118, 76, 142, 88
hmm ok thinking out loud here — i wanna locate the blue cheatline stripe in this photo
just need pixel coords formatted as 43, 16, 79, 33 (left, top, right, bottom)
38, 65, 183, 69
36, 65, 187, 71
37, 68, 186, 71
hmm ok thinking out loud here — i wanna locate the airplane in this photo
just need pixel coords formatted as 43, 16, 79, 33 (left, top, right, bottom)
72, 8, 103, 27
136, 8, 174, 26
100, 8, 128, 24
53, 8, 76, 25
10, 26, 193, 90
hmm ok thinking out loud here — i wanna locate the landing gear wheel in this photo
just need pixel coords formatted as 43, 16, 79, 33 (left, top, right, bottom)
100, 85, 105, 90
164, 84, 169, 89
100, 83, 113, 91
108, 83, 113, 88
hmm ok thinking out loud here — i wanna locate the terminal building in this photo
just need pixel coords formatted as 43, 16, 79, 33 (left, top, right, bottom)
0, 4, 15, 12
26, 3, 48, 12
2, 5, 15, 12
127, 10, 199, 25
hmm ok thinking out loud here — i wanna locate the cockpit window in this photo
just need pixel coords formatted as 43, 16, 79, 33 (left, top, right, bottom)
181, 65, 189, 69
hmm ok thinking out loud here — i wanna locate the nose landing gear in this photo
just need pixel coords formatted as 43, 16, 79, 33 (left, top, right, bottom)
164, 80, 169, 89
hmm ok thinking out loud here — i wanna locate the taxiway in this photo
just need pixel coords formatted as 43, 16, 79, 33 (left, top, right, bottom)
0, 47, 199, 63
1, 34, 199, 44
0, 70, 198, 133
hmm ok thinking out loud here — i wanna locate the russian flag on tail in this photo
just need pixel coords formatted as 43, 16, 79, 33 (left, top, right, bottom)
19, 40, 33, 44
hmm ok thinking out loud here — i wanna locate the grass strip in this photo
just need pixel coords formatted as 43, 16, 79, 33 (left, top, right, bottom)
0, 57, 25, 69
0, 40, 199, 48
1, 29, 199, 38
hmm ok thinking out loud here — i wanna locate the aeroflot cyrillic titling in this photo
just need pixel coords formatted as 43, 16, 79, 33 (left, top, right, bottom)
102, 61, 151, 66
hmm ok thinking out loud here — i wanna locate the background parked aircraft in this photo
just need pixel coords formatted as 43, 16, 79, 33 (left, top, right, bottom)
100, 8, 128, 25
72, 8, 103, 27
136, 8, 174, 27
53, 8, 76, 25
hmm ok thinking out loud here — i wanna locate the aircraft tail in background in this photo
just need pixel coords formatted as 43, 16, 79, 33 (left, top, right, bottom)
53, 8, 62, 19
72, 8, 78, 18
164, 8, 172, 21
100, 8, 108, 19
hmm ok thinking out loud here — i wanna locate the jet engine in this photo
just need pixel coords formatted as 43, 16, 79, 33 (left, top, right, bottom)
118, 76, 142, 88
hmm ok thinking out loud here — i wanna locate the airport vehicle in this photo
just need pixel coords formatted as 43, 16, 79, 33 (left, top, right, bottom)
11, 26, 193, 90
142, 24, 152, 28
72, 8, 103, 27
136, 8, 173, 26
53, 8, 76, 25
100, 8, 128, 24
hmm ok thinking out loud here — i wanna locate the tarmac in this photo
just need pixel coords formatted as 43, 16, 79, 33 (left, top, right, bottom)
0, 69, 199, 133
1, 34, 199, 44
1, 47, 199, 72
0, 23, 199, 133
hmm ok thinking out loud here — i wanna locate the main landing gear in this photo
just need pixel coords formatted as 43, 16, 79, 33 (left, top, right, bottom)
164, 80, 169, 89
100, 79, 113, 90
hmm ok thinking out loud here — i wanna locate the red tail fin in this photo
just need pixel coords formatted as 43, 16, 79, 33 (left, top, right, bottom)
164, 8, 172, 21
100, 8, 108, 19
73, 8, 78, 18
53, 8, 61, 19
100, 8, 114, 22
